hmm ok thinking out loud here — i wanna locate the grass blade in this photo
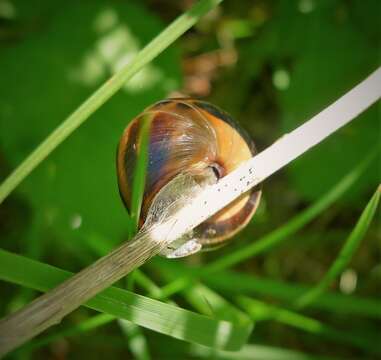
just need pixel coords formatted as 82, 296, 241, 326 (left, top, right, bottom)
130, 113, 153, 235
0, 0, 223, 204
190, 343, 339, 360
21, 314, 115, 352
296, 185, 380, 308
155, 259, 381, 319
118, 319, 151, 360
155, 263, 253, 327
0, 249, 251, 351
238, 297, 380, 355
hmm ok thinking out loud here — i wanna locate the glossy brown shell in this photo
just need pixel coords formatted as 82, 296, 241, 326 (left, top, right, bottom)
117, 98, 261, 249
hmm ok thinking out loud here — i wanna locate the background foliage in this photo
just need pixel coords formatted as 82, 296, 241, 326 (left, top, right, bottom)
0, 0, 379, 359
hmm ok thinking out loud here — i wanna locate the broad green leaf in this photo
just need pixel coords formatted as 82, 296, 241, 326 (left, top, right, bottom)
0, 249, 252, 351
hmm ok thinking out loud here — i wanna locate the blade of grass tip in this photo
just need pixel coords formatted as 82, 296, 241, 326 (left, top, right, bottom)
154, 151, 376, 299
295, 185, 381, 308
0, 0, 223, 205
130, 113, 153, 236
237, 296, 381, 355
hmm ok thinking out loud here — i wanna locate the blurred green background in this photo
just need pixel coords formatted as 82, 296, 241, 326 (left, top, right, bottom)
0, 0, 380, 359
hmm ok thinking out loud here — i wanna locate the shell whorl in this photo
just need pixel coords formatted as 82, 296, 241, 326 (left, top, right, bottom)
117, 98, 261, 250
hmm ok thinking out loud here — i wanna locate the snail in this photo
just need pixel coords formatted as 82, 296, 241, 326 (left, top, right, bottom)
117, 98, 261, 258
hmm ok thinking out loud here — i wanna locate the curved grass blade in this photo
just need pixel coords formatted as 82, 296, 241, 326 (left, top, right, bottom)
0, 0, 223, 205
238, 297, 381, 355
155, 259, 381, 319
155, 263, 253, 330
296, 185, 380, 308
0, 249, 251, 351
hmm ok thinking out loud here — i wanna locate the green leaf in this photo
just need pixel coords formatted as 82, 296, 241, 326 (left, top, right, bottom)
296, 185, 381, 307
0, 249, 252, 351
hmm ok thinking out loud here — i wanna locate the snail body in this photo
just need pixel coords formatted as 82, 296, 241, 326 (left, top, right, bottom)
117, 98, 261, 257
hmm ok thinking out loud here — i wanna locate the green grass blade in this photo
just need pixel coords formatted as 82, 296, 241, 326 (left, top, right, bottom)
238, 297, 380, 355
0, 249, 250, 351
296, 185, 381, 308
206, 151, 376, 272
21, 314, 115, 351
26, 239, 170, 354
156, 259, 381, 319
190, 343, 339, 360
0, 0, 223, 205
121, 253, 151, 359
155, 263, 253, 326
205, 270, 381, 319
118, 319, 151, 360
130, 113, 153, 235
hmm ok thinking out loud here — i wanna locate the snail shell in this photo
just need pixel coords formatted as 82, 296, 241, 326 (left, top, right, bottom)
117, 98, 261, 257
